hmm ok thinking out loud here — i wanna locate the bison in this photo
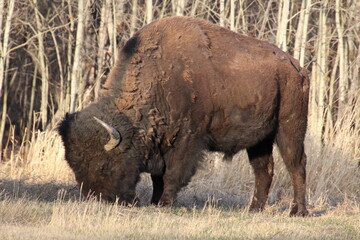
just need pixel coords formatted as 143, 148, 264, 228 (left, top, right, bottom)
58, 17, 310, 216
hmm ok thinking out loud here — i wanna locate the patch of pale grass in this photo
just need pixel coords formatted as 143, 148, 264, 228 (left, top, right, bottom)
0, 128, 78, 202
2, 129, 75, 184
0, 195, 52, 225
0, 194, 359, 240
306, 107, 360, 206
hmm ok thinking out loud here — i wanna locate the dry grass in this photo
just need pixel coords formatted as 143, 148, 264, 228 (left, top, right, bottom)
0, 111, 359, 239
0, 195, 359, 240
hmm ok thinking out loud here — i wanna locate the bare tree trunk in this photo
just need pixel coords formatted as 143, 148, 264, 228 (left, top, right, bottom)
0, 0, 4, 43
293, 0, 306, 60
324, 50, 338, 142
315, 0, 328, 143
106, 0, 115, 67
335, 0, 348, 116
113, 0, 125, 61
0, 59, 15, 161
190, 0, 199, 17
83, 0, 96, 93
176, 0, 185, 16
276, 0, 283, 42
25, 65, 37, 147
258, 0, 273, 39
0, 69, 8, 161
146, 0, 152, 24
0, 0, 15, 98
130, 0, 138, 36
229, 0, 235, 31
309, 60, 317, 138
219, 0, 225, 27
70, 0, 85, 112
78, 0, 91, 108
94, 0, 110, 101
299, 0, 311, 66
33, 0, 49, 129
236, 0, 246, 34
276, 0, 290, 51
159, 0, 168, 19
50, 30, 65, 114
343, 0, 360, 96
66, 0, 74, 113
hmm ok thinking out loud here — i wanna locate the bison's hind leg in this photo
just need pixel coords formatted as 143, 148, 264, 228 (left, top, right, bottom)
276, 123, 309, 217
247, 135, 275, 212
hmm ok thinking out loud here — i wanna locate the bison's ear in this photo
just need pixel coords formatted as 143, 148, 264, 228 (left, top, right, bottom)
93, 117, 122, 151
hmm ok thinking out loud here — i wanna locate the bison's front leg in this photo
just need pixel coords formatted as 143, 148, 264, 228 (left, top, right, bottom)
247, 135, 275, 212
158, 135, 203, 206
151, 175, 164, 204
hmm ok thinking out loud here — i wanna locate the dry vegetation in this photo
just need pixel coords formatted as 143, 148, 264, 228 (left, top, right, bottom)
0, 135, 359, 240
0, 126, 359, 239
0, 0, 359, 239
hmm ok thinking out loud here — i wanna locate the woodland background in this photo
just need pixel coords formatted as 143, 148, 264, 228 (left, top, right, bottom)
0, 1, 359, 238
0, 0, 359, 158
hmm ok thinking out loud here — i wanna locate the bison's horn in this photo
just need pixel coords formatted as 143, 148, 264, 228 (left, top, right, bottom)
93, 117, 121, 151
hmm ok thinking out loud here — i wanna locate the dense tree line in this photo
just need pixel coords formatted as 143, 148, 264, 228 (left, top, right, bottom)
0, 0, 359, 160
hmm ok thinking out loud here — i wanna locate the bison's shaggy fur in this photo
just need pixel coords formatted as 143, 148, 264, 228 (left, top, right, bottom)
58, 17, 310, 216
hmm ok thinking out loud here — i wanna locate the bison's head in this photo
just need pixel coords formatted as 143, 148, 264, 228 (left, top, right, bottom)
57, 98, 142, 204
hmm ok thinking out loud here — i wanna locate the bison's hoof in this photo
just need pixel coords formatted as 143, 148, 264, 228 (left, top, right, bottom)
249, 206, 262, 213
158, 198, 173, 207
150, 200, 159, 205
249, 199, 265, 213
290, 206, 309, 217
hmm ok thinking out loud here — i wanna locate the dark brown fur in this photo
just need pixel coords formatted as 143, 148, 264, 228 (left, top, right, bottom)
58, 17, 310, 216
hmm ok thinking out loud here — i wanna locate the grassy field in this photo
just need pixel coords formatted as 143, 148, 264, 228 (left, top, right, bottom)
0, 116, 359, 239
0, 197, 358, 240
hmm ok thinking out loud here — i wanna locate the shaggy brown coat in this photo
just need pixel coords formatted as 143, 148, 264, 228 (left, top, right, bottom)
58, 17, 310, 216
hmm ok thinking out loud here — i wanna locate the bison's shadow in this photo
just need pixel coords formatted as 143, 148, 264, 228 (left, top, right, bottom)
0, 176, 247, 209
0, 178, 328, 217
0, 179, 80, 202
136, 173, 250, 209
